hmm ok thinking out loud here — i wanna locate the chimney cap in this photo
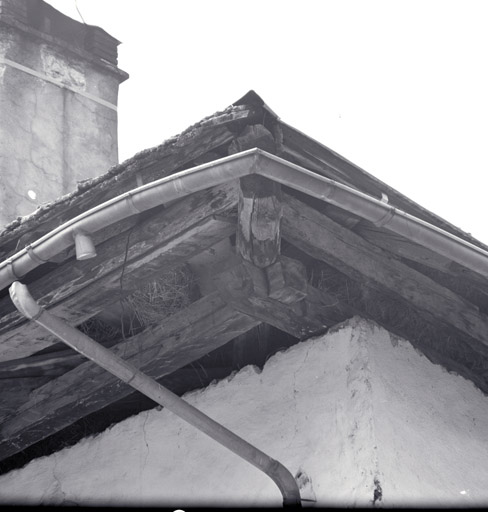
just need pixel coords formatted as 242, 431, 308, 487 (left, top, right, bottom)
0, 0, 126, 71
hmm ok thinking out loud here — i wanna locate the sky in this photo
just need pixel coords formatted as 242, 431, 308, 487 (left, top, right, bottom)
46, 0, 488, 244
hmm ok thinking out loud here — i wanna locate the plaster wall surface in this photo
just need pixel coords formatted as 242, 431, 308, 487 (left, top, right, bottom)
1, 317, 488, 507
0, 15, 122, 227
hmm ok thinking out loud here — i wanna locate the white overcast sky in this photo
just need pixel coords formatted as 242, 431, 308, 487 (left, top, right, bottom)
46, 0, 488, 244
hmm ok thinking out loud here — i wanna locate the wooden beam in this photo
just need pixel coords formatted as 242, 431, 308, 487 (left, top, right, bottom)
0, 182, 238, 362
354, 223, 482, 278
0, 292, 260, 461
0, 376, 53, 419
236, 175, 282, 268
0, 349, 82, 380
307, 257, 488, 393
0, 332, 122, 415
212, 256, 351, 339
266, 257, 308, 304
281, 193, 488, 355
228, 124, 276, 155
354, 223, 488, 311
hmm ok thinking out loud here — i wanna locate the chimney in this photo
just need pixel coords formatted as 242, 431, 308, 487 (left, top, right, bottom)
0, 0, 128, 226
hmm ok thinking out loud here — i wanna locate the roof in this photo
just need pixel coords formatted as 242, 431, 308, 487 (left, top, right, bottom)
1, 90, 488, 471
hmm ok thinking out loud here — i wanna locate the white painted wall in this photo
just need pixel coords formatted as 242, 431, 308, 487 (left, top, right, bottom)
1, 317, 488, 507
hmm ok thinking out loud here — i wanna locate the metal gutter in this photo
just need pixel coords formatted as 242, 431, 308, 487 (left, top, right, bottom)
9, 281, 302, 507
1, 148, 488, 292
257, 152, 488, 277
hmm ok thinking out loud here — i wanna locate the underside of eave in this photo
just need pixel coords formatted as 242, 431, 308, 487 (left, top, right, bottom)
2, 180, 488, 469
2, 147, 488, 362
2, 91, 488, 472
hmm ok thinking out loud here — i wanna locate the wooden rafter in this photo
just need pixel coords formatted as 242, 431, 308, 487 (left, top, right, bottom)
0, 182, 238, 361
213, 256, 350, 339
281, 192, 488, 356
0, 292, 259, 461
236, 175, 283, 268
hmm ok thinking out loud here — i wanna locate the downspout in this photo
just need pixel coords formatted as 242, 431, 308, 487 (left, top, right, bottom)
9, 281, 302, 508
2, 148, 488, 291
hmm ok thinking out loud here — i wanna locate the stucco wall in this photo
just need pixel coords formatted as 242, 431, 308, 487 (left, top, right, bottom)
1, 317, 488, 507
0, 7, 125, 226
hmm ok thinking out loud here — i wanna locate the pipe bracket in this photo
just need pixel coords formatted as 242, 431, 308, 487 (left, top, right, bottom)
126, 191, 143, 215
25, 245, 48, 265
30, 305, 45, 322
373, 207, 396, 228
324, 184, 337, 202
5, 259, 20, 281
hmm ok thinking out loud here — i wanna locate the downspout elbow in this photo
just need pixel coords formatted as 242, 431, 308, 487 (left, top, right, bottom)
267, 458, 303, 507
9, 281, 43, 321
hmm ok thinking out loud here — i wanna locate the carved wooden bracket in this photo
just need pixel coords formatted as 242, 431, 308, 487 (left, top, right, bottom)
211, 254, 347, 339
236, 174, 283, 269
265, 257, 308, 304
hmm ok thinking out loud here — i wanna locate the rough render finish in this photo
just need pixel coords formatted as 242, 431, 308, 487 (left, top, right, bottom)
0, 23, 121, 226
2, 317, 488, 506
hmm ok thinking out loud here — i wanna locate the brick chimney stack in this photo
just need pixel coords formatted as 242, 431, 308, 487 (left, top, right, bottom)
0, 0, 128, 226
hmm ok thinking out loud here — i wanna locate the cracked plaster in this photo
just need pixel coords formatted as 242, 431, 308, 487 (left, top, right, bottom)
0, 24, 120, 226
3, 318, 488, 506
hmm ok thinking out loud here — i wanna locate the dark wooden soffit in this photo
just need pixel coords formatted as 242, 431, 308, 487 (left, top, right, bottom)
281, 192, 488, 358
354, 223, 488, 314
0, 263, 348, 461
0, 182, 238, 361
0, 115, 486, 365
2, 169, 488, 462
0, 175, 351, 461
0, 292, 260, 461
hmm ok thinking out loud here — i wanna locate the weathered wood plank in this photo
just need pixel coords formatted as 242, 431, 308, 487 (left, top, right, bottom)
355, 223, 465, 274
278, 144, 358, 191
403, 261, 488, 317
0, 376, 53, 418
0, 350, 82, 379
0, 217, 235, 362
355, 223, 488, 309
266, 257, 308, 304
0, 183, 238, 362
228, 124, 276, 155
0, 292, 260, 461
0, 349, 83, 417
308, 258, 488, 393
212, 256, 351, 339
236, 175, 282, 268
0, 325, 126, 414
282, 193, 488, 355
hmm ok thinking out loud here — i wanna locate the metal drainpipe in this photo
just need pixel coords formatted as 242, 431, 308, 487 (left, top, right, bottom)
9, 281, 302, 508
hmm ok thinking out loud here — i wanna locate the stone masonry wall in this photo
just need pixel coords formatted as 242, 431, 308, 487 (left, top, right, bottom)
0, 0, 127, 226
